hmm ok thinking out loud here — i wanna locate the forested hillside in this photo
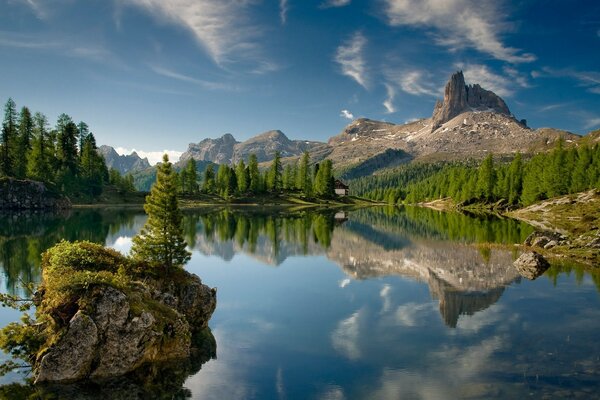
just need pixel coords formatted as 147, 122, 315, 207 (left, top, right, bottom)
355, 141, 600, 207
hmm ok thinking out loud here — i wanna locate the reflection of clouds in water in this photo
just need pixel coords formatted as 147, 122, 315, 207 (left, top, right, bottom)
319, 384, 346, 400
379, 284, 391, 313
183, 327, 255, 400
339, 278, 351, 288
276, 366, 286, 400
368, 336, 505, 399
394, 302, 438, 327
331, 309, 364, 360
454, 304, 512, 334
107, 236, 133, 255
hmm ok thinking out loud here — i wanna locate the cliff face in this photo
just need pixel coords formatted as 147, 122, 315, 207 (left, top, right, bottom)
98, 145, 151, 175
0, 178, 71, 210
178, 133, 239, 165
432, 71, 511, 131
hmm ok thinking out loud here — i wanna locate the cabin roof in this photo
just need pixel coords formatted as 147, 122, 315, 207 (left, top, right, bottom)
334, 179, 349, 189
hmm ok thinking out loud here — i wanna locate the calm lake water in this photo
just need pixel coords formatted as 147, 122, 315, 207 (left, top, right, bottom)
0, 207, 599, 399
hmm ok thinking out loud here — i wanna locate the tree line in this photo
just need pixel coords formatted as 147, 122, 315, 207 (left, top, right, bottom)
176, 151, 337, 199
0, 97, 133, 197
360, 141, 600, 206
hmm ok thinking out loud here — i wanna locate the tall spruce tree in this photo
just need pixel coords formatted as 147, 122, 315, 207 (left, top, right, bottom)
267, 151, 282, 192
131, 154, 191, 269
202, 164, 216, 194
236, 159, 248, 193
27, 112, 49, 181
0, 98, 17, 177
15, 107, 33, 178
248, 154, 260, 193
298, 151, 311, 197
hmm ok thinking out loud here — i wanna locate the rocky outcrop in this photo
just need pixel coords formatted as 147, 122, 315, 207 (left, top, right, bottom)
98, 145, 151, 175
432, 71, 512, 131
0, 178, 71, 210
27, 242, 217, 384
513, 251, 550, 280
178, 133, 239, 165
179, 130, 324, 165
524, 231, 568, 250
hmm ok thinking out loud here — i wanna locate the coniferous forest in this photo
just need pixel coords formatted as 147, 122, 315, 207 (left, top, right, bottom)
353, 141, 600, 207
0, 97, 134, 198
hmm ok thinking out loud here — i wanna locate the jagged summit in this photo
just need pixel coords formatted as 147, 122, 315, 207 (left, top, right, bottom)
98, 145, 151, 175
432, 71, 512, 131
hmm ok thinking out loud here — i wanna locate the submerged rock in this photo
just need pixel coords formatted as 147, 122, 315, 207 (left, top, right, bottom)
513, 251, 550, 280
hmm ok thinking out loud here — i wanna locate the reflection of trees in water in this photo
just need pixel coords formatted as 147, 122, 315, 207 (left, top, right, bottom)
0, 328, 216, 400
0, 210, 138, 295
349, 206, 534, 246
182, 209, 339, 263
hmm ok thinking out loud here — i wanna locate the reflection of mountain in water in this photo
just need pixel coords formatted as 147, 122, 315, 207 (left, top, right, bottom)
328, 223, 521, 327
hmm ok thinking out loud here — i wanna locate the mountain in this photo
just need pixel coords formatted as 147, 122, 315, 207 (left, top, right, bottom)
325, 71, 580, 175
178, 133, 238, 165
98, 145, 151, 175
178, 130, 324, 166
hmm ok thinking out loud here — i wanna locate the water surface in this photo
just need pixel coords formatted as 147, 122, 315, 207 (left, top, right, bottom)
0, 207, 598, 399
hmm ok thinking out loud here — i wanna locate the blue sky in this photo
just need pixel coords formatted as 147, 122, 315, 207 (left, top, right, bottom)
1, 0, 599, 163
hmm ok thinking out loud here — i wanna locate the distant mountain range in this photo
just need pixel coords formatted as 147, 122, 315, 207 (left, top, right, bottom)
99, 71, 599, 187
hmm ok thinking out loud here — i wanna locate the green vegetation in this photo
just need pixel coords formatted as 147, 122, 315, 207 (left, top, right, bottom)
131, 154, 191, 269
353, 141, 600, 208
0, 97, 135, 201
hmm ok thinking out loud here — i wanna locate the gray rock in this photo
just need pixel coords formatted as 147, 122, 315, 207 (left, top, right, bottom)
544, 240, 558, 249
0, 178, 71, 210
525, 231, 568, 248
513, 251, 551, 280
36, 311, 98, 383
432, 71, 511, 131
98, 145, 151, 175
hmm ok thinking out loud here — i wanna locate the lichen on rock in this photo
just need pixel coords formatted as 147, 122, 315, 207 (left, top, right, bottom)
0, 240, 216, 384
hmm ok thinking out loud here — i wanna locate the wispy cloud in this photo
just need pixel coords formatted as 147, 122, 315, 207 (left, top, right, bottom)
385, 69, 440, 98
320, 0, 351, 8
538, 103, 569, 113
383, 0, 535, 63
114, 147, 183, 165
383, 84, 396, 113
279, 0, 289, 25
539, 67, 600, 95
458, 63, 514, 97
340, 109, 354, 119
151, 65, 238, 91
584, 117, 600, 130
17, 0, 48, 19
121, 0, 265, 67
335, 31, 368, 88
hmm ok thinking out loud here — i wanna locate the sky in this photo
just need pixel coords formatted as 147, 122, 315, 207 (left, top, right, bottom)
1, 0, 599, 164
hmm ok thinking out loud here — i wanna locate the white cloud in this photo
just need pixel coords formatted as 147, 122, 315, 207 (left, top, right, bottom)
584, 117, 600, 130
340, 109, 354, 119
383, 0, 535, 63
335, 31, 368, 88
279, 0, 289, 25
339, 278, 351, 288
458, 63, 513, 97
121, 0, 264, 66
331, 309, 363, 360
114, 147, 183, 165
383, 84, 396, 113
321, 0, 351, 8
502, 66, 531, 88
17, 0, 48, 19
385, 69, 440, 97
533, 67, 600, 95
380, 284, 392, 313
151, 65, 237, 91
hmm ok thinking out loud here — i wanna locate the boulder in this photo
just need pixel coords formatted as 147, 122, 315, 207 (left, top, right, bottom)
513, 251, 551, 280
524, 231, 568, 248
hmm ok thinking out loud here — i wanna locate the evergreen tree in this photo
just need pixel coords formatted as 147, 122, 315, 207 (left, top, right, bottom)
202, 164, 216, 194
314, 159, 334, 197
0, 98, 17, 177
79, 133, 107, 196
282, 164, 294, 190
15, 107, 33, 178
27, 112, 49, 182
298, 151, 312, 197
131, 154, 191, 269
507, 153, 523, 205
55, 114, 79, 189
476, 154, 496, 201
267, 151, 282, 192
236, 160, 248, 193
77, 122, 89, 155
248, 154, 260, 193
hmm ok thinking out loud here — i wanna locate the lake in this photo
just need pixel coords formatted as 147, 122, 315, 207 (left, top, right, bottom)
0, 207, 599, 399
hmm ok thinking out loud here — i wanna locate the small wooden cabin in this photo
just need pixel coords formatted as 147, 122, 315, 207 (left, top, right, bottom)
334, 180, 349, 196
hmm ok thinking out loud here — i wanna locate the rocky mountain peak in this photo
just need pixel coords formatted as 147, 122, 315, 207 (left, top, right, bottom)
432, 71, 511, 131
98, 145, 150, 175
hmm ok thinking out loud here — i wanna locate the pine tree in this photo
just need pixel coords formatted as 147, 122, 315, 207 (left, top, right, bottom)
236, 159, 248, 193
202, 164, 216, 194
15, 107, 33, 178
27, 112, 49, 182
79, 133, 107, 196
131, 154, 191, 269
248, 154, 260, 193
267, 151, 282, 192
77, 122, 89, 154
0, 98, 17, 177
185, 158, 198, 194
314, 159, 334, 197
507, 153, 523, 205
298, 151, 312, 197
476, 154, 496, 201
